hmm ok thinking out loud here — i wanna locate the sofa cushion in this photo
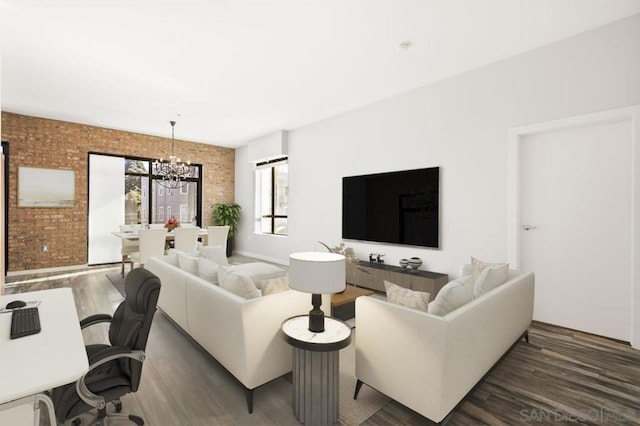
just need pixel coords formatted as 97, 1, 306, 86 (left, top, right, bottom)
473, 263, 509, 298
198, 257, 219, 284
178, 253, 199, 275
218, 263, 286, 290
384, 280, 430, 312
220, 273, 261, 299
428, 275, 474, 316
167, 249, 181, 266
261, 275, 290, 296
198, 245, 229, 265
471, 257, 507, 283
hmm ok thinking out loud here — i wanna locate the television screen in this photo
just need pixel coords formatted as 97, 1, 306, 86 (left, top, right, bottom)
342, 167, 439, 248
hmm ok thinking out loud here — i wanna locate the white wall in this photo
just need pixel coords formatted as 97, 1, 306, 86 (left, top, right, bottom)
235, 14, 640, 277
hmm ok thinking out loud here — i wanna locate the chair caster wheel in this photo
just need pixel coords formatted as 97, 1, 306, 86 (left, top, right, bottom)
113, 400, 123, 413
129, 414, 144, 425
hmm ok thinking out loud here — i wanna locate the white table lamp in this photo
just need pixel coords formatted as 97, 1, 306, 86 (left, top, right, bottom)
289, 252, 346, 332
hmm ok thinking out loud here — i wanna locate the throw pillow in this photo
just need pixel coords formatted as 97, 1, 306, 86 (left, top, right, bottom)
471, 257, 507, 283
166, 249, 182, 266
198, 257, 219, 284
261, 275, 290, 296
178, 253, 199, 275
220, 273, 261, 299
473, 264, 509, 298
198, 245, 229, 265
384, 280, 430, 312
428, 276, 473, 316
217, 263, 286, 290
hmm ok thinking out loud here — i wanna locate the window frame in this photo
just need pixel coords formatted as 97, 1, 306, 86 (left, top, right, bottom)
255, 158, 288, 236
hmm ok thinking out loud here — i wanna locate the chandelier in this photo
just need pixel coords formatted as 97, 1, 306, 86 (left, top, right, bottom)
153, 120, 192, 189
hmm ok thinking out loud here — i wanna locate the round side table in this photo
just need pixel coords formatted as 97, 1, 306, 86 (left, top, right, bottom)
281, 315, 352, 426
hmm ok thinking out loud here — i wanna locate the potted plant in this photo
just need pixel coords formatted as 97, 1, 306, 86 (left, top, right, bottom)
210, 203, 241, 256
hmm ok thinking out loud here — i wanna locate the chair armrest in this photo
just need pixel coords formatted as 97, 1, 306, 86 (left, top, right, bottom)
80, 314, 113, 329
75, 346, 146, 410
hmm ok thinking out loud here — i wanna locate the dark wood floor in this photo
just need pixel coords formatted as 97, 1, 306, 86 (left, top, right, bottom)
5, 265, 640, 425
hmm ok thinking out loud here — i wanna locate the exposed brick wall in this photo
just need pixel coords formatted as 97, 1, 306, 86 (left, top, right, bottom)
1, 112, 235, 272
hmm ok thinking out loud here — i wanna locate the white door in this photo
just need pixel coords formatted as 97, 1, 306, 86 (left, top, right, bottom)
88, 154, 125, 264
520, 119, 632, 341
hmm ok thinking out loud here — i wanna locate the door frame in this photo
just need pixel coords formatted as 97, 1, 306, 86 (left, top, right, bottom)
507, 105, 640, 348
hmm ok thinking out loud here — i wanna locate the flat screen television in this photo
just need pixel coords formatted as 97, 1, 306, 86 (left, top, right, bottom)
342, 167, 439, 248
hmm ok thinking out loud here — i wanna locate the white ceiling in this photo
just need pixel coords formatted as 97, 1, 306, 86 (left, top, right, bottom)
2, 0, 640, 147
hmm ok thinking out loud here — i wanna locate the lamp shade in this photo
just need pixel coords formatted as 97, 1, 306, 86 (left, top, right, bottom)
289, 252, 346, 294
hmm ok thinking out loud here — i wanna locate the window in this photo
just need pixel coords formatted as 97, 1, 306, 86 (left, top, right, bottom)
180, 204, 188, 222
122, 156, 202, 226
255, 158, 288, 235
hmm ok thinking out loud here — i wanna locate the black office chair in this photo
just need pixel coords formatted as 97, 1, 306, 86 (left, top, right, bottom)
52, 268, 161, 425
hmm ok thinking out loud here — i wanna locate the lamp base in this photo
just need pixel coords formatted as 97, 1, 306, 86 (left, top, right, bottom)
308, 293, 325, 332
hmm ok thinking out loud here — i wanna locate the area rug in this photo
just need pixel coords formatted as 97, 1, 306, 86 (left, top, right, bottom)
106, 272, 126, 297
338, 331, 392, 425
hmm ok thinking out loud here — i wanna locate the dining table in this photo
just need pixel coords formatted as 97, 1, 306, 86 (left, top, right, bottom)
112, 227, 209, 246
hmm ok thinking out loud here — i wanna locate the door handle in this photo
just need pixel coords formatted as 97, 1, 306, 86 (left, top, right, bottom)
522, 225, 537, 231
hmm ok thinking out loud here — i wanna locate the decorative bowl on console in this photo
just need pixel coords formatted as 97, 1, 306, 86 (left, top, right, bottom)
408, 257, 422, 269
399, 259, 409, 268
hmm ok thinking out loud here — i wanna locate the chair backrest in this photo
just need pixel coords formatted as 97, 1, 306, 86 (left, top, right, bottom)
173, 227, 201, 253
137, 228, 167, 263
119, 225, 140, 253
148, 223, 165, 229
109, 268, 161, 391
207, 226, 230, 247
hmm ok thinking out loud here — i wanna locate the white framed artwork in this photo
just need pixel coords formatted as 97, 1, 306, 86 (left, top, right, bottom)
18, 167, 75, 208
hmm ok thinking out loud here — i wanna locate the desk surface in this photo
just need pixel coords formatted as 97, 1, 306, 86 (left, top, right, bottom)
0, 288, 89, 404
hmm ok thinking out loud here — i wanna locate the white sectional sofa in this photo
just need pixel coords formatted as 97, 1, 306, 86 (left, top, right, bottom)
354, 270, 535, 423
147, 255, 316, 413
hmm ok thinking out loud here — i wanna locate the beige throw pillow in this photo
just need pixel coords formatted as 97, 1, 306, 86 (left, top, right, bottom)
471, 257, 506, 282
220, 273, 261, 299
473, 264, 509, 298
428, 275, 474, 316
197, 257, 219, 284
178, 253, 199, 275
261, 275, 290, 296
217, 263, 286, 290
384, 280, 430, 312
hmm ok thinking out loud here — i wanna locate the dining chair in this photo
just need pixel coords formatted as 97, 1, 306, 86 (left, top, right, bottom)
173, 227, 201, 254
119, 224, 141, 277
207, 226, 230, 248
130, 228, 167, 269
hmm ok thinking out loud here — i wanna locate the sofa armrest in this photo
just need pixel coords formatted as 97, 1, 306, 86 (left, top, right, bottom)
355, 296, 449, 421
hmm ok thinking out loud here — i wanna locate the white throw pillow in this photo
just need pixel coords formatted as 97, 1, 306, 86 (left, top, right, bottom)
261, 275, 290, 296
220, 273, 261, 299
217, 263, 286, 290
178, 253, 199, 275
198, 257, 219, 284
471, 257, 507, 283
167, 249, 184, 266
384, 280, 430, 312
198, 245, 229, 265
428, 276, 474, 316
473, 264, 509, 298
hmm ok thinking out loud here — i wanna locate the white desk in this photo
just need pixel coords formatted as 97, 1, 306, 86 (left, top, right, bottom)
0, 288, 89, 425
